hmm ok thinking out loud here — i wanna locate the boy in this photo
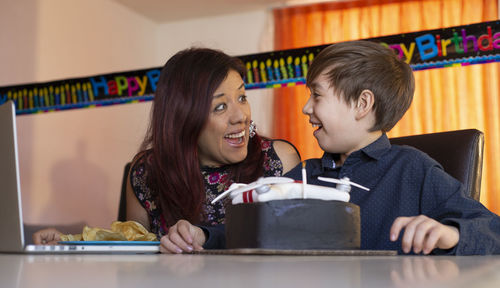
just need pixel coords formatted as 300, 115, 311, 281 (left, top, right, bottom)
283, 40, 500, 255
161, 41, 500, 255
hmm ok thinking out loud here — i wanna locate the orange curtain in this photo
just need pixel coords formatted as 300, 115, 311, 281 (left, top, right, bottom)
273, 0, 500, 213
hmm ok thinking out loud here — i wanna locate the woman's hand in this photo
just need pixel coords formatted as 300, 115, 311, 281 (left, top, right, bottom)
390, 215, 459, 254
160, 220, 206, 254
32, 228, 63, 245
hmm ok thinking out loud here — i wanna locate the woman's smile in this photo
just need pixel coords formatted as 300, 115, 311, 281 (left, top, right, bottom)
224, 130, 246, 147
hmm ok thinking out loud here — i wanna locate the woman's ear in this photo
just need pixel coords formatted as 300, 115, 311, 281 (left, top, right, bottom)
355, 89, 375, 120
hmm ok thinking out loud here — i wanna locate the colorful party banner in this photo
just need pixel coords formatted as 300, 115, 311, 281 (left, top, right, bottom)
241, 20, 500, 89
0, 68, 160, 114
1, 20, 498, 115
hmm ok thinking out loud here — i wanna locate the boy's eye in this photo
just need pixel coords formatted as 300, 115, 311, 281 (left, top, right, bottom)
238, 95, 248, 103
214, 103, 226, 112
311, 92, 321, 98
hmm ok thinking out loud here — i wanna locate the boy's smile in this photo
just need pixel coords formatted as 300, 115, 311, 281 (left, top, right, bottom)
310, 121, 323, 133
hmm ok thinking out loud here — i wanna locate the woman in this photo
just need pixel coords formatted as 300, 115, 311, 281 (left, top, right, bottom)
128, 48, 300, 253
33, 48, 300, 251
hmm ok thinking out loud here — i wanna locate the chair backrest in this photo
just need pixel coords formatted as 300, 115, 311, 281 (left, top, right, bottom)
389, 129, 484, 201
118, 162, 131, 222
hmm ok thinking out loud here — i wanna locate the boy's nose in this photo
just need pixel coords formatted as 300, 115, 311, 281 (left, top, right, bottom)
302, 97, 312, 115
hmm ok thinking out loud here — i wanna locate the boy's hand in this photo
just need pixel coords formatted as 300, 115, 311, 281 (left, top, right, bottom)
390, 215, 459, 254
32, 228, 63, 245
160, 220, 205, 254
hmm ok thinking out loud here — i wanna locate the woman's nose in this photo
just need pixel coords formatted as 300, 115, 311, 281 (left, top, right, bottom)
229, 104, 248, 124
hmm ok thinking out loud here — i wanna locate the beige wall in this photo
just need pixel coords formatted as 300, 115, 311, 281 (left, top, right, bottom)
1, 0, 274, 228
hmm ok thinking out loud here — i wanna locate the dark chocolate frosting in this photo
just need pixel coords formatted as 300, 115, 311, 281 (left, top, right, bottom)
225, 199, 360, 250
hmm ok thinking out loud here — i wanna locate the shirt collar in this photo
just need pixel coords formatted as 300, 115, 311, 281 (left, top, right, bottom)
359, 133, 391, 160
321, 153, 339, 170
315, 134, 391, 175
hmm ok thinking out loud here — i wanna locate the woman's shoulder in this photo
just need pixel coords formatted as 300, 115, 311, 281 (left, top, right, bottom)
259, 138, 299, 155
260, 137, 301, 174
272, 139, 301, 158
129, 150, 153, 190
130, 150, 151, 171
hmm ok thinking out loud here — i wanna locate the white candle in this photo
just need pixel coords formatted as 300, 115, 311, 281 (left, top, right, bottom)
302, 161, 307, 199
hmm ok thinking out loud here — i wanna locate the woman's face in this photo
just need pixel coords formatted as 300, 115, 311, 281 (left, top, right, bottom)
197, 70, 251, 167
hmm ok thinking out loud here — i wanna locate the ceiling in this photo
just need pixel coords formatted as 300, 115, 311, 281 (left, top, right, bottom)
114, 0, 331, 23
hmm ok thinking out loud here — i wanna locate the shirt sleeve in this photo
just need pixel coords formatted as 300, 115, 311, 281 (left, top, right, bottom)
198, 224, 226, 249
423, 166, 500, 255
284, 162, 305, 180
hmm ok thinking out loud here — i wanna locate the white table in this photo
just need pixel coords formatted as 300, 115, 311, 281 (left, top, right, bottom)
1, 253, 500, 288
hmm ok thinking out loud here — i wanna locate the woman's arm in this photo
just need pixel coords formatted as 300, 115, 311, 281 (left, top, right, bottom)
125, 161, 151, 231
272, 139, 301, 174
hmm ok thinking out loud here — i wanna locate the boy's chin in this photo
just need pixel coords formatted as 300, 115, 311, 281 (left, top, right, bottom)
317, 140, 344, 155
314, 134, 330, 150
317, 141, 333, 153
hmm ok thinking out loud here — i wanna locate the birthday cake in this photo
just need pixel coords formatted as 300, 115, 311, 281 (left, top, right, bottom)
225, 198, 360, 250
211, 176, 364, 250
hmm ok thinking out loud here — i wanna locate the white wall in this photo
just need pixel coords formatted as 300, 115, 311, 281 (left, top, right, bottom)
0, 0, 37, 87
0, 0, 274, 228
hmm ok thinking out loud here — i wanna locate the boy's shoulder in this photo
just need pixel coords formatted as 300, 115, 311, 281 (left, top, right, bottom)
310, 143, 440, 170
389, 143, 439, 164
284, 137, 444, 179
356, 133, 438, 167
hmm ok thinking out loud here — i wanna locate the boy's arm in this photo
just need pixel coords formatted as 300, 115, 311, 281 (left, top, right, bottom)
409, 166, 500, 255
435, 210, 500, 255
390, 215, 459, 254
199, 224, 226, 249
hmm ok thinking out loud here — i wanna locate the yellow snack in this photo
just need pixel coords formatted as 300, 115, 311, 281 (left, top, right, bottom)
111, 221, 149, 241
59, 221, 157, 242
134, 232, 159, 242
82, 226, 109, 241
95, 230, 127, 241
60, 233, 82, 241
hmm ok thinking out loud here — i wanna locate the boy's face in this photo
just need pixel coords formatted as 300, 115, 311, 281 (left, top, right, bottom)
303, 73, 366, 155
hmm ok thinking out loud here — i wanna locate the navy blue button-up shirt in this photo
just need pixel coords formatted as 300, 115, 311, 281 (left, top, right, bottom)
285, 134, 500, 255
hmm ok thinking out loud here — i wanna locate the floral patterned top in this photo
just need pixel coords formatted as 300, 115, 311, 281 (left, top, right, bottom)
130, 139, 285, 239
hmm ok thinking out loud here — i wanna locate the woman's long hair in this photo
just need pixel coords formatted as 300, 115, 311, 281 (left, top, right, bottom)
141, 48, 265, 226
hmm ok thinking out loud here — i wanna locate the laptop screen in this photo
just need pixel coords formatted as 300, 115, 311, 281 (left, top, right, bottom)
0, 100, 26, 252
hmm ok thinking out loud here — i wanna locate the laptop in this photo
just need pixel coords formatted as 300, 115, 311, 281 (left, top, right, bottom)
0, 100, 159, 254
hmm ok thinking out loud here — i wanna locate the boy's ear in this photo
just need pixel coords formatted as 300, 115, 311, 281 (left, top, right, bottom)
355, 89, 375, 120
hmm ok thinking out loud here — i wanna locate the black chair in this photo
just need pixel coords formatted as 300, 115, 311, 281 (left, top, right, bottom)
390, 129, 484, 201
117, 162, 131, 221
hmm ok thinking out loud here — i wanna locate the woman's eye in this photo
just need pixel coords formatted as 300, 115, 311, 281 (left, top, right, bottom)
238, 95, 248, 103
214, 103, 226, 112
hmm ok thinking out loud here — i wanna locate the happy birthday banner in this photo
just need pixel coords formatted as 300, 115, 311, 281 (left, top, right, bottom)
1, 20, 498, 115
241, 20, 500, 89
0, 68, 161, 115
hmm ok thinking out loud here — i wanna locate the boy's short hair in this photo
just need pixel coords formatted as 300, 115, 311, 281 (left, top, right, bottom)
306, 40, 415, 132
